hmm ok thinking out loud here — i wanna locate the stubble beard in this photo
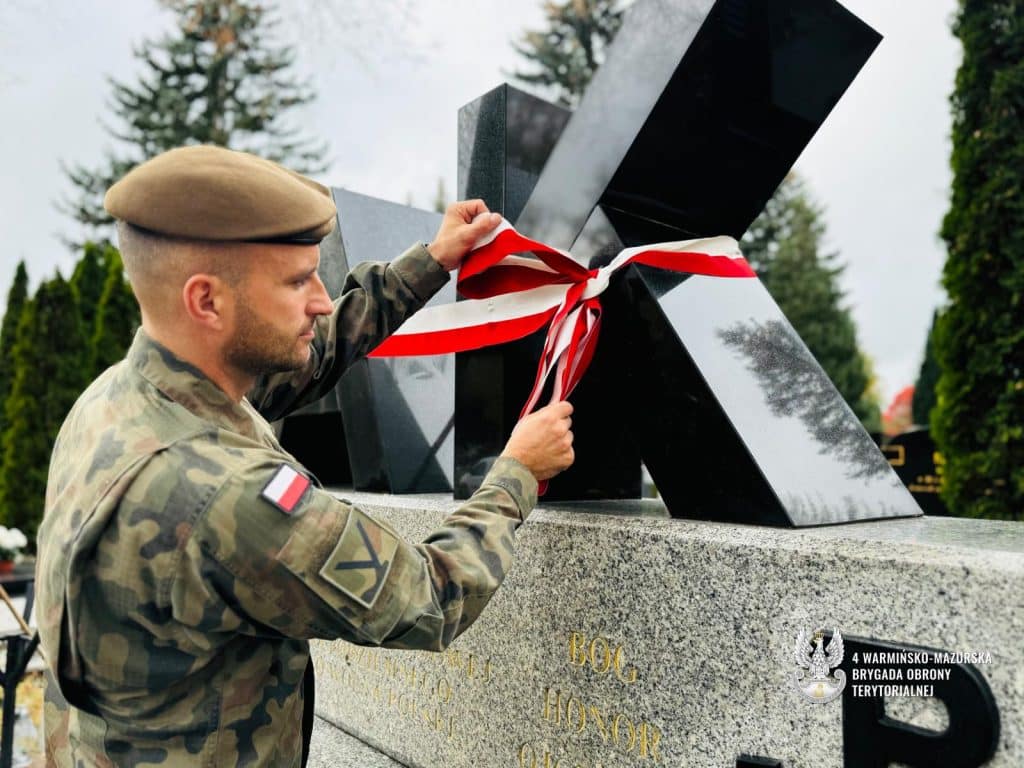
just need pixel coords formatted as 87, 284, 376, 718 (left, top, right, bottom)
224, 301, 309, 378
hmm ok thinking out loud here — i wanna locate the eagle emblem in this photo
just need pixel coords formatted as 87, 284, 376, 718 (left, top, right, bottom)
793, 627, 846, 703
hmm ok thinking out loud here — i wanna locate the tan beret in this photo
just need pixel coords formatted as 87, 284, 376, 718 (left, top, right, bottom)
104, 145, 336, 243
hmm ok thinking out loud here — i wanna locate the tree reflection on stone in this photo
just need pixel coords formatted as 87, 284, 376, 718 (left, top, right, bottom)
717, 319, 891, 481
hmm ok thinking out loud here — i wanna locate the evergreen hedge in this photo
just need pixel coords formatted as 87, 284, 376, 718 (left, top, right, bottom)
934, 0, 1024, 520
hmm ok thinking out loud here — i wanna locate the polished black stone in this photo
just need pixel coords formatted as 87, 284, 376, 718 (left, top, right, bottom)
883, 429, 948, 517
454, 0, 917, 524
280, 189, 454, 492
516, 0, 882, 247
839, 635, 999, 768
601, 265, 919, 524
455, 86, 642, 500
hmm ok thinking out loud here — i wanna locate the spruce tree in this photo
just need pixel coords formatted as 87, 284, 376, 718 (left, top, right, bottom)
0, 262, 29, 440
741, 175, 882, 432
934, 0, 1024, 520
912, 310, 941, 429
510, 0, 626, 107
92, 249, 140, 373
64, 0, 327, 241
0, 276, 89, 543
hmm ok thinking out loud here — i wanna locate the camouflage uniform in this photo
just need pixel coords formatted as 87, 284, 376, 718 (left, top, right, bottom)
37, 244, 537, 767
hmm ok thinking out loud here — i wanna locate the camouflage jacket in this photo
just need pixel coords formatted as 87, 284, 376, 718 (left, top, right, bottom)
37, 244, 538, 767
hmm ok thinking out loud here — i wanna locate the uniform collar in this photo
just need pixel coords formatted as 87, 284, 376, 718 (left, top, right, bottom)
128, 329, 265, 439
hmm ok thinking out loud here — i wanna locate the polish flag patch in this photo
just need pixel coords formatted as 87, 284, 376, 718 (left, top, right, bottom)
261, 465, 310, 515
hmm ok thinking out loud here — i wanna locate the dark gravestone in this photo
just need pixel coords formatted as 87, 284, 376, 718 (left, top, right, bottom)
280, 189, 454, 492
883, 429, 948, 516
456, 0, 921, 525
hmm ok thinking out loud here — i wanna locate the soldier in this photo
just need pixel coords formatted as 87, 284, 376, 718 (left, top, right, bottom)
36, 145, 574, 766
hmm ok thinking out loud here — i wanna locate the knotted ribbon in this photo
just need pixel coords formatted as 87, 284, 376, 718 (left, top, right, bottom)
369, 217, 756, 488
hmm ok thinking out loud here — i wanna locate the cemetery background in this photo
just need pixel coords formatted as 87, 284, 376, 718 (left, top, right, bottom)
1, 0, 1019, 543
0, 0, 1021, 765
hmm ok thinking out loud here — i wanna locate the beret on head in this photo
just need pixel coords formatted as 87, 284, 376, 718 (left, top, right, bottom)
103, 145, 336, 243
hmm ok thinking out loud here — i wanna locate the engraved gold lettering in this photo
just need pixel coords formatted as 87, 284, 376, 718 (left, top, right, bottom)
588, 704, 609, 742
638, 722, 662, 761
612, 713, 637, 752
567, 632, 639, 684
436, 677, 453, 704
613, 645, 638, 684
404, 693, 418, 717
569, 632, 588, 666
566, 696, 587, 733
324, 643, 501, 745
519, 744, 537, 768
589, 636, 612, 674
542, 687, 562, 724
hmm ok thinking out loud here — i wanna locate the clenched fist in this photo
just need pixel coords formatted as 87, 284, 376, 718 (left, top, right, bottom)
427, 199, 502, 271
501, 401, 575, 482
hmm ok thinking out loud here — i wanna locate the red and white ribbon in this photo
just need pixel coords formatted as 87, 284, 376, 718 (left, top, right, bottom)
370, 216, 754, 492
371, 216, 755, 416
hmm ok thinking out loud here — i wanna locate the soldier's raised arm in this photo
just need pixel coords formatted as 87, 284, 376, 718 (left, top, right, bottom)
248, 201, 503, 421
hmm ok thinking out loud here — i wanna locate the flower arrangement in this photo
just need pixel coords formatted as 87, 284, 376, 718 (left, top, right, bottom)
0, 526, 28, 562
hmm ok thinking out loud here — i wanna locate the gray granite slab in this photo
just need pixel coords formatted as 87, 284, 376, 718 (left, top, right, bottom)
309, 715, 404, 768
312, 492, 1024, 767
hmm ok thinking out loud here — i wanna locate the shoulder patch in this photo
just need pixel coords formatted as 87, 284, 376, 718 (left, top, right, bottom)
260, 465, 310, 514
320, 509, 399, 608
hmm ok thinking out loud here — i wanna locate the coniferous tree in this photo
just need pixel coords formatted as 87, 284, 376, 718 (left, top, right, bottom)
0, 276, 89, 542
0, 262, 29, 440
71, 243, 116, 341
64, 0, 327, 242
933, 0, 1024, 520
741, 175, 882, 432
510, 0, 626, 107
92, 249, 140, 374
912, 310, 941, 429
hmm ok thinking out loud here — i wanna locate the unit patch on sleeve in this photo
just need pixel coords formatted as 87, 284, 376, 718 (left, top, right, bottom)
320, 508, 399, 608
261, 465, 311, 515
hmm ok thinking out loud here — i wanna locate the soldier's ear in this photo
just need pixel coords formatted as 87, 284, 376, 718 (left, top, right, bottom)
182, 273, 231, 331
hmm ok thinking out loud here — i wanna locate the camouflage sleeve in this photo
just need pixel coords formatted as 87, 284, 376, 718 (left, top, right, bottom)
247, 243, 450, 421
179, 454, 538, 650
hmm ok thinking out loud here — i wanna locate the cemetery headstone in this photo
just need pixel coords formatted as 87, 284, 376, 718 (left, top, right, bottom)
884, 428, 948, 516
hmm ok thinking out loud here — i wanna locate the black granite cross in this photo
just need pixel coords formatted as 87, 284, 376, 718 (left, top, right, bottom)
455, 0, 921, 525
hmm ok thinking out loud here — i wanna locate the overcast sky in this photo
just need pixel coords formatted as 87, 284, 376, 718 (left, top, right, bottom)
0, 0, 959, 406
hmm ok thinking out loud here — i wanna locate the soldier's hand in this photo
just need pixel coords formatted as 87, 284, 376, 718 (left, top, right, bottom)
427, 200, 502, 271
501, 401, 575, 482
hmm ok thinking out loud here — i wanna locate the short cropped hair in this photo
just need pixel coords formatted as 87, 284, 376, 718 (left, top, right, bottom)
117, 221, 247, 287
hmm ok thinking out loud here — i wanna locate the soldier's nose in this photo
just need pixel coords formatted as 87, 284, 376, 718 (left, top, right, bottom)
309, 274, 332, 315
